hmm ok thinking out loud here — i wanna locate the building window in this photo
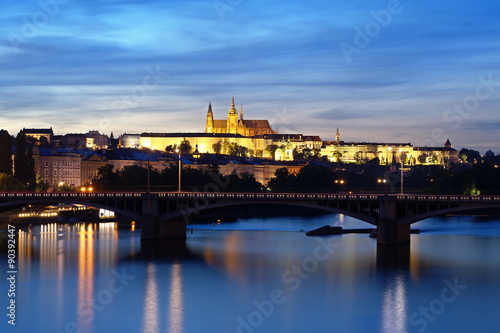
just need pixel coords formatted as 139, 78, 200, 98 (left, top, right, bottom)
44, 161, 49, 167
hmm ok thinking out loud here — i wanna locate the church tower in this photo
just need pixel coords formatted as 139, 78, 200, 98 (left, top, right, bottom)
335, 128, 341, 143
227, 97, 239, 134
206, 102, 214, 133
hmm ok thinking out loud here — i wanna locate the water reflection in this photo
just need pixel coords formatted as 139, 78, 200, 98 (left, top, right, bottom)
7, 217, 500, 333
78, 223, 95, 333
16, 222, 123, 332
40, 223, 60, 278
143, 263, 159, 333
381, 271, 408, 333
169, 263, 183, 333
377, 245, 411, 333
137, 240, 188, 332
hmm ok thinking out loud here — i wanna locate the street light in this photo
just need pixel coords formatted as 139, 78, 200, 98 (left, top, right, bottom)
385, 147, 393, 194
335, 179, 345, 192
146, 148, 155, 194
399, 148, 404, 195
377, 178, 386, 193
176, 148, 181, 192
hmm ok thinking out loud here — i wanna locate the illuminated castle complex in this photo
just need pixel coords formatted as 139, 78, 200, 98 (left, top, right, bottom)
206, 97, 277, 136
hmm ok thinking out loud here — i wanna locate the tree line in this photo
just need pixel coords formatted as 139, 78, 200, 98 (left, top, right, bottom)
0, 130, 37, 191
93, 163, 263, 192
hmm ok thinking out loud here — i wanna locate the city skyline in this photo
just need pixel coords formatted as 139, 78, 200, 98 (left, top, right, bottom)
1, 0, 500, 153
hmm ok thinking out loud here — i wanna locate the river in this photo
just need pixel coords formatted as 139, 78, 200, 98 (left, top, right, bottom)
1, 213, 500, 333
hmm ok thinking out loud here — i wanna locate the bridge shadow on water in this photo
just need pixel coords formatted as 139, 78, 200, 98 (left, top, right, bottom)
376, 244, 410, 272
139, 239, 197, 262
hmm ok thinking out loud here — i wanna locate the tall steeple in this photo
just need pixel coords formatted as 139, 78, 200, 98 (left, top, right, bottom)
206, 102, 214, 133
227, 97, 239, 134
228, 96, 238, 115
335, 128, 341, 143
240, 105, 244, 121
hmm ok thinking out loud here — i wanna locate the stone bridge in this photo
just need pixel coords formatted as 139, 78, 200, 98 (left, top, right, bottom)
2, 192, 500, 245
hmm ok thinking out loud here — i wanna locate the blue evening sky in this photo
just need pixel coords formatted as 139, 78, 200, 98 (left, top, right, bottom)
1, 0, 499, 152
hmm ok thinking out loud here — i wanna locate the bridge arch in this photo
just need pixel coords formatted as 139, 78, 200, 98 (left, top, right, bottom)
0, 199, 142, 222
159, 200, 379, 225
400, 204, 500, 225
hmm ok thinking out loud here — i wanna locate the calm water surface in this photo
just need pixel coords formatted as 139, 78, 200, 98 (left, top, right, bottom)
1, 214, 500, 333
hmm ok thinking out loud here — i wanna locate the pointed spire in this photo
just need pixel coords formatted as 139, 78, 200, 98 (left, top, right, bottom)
444, 138, 452, 148
240, 105, 244, 120
206, 101, 214, 133
229, 96, 237, 115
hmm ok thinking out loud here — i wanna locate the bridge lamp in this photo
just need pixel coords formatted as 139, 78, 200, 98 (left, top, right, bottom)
335, 179, 345, 192
377, 179, 386, 193
80, 186, 86, 192
399, 148, 404, 195
175, 148, 181, 193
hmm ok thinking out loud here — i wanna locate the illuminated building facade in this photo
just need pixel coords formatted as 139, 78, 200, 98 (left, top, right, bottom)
140, 133, 274, 158
23, 127, 53, 143
34, 148, 82, 187
205, 97, 277, 136
321, 137, 459, 165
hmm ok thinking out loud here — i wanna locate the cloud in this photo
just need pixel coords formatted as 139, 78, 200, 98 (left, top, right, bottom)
0, 0, 499, 152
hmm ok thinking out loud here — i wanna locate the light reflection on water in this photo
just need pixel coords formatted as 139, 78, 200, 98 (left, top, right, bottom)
78, 223, 95, 333
143, 263, 159, 333
381, 271, 408, 333
168, 263, 183, 333
2, 215, 500, 333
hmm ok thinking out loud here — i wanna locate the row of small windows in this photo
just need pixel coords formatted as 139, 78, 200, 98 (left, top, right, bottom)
43, 160, 80, 167
44, 170, 80, 176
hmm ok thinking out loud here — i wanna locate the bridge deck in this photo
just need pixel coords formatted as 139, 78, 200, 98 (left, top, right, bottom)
2, 192, 500, 204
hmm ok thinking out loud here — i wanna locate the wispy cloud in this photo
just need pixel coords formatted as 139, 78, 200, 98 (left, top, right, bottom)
0, 0, 499, 152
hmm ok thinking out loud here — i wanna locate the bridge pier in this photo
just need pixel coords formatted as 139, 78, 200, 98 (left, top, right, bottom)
141, 215, 186, 240
141, 196, 186, 240
377, 197, 410, 245
377, 218, 410, 245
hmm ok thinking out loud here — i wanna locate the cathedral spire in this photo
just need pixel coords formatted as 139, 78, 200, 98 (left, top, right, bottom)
207, 101, 213, 115
335, 128, 340, 143
240, 105, 244, 120
228, 96, 238, 115
206, 101, 214, 133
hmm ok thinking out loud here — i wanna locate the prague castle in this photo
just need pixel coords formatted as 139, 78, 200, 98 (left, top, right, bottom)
206, 97, 277, 136
136, 97, 459, 165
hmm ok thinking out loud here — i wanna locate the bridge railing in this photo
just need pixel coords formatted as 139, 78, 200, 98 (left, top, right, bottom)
158, 192, 380, 201
395, 195, 500, 202
3, 192, 500, 203
0, 192, 144, 199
